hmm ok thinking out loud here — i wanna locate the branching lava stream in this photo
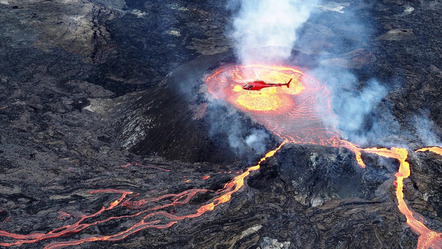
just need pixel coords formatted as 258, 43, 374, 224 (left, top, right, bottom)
0, 64, 441, 248
0, 142, 287, 249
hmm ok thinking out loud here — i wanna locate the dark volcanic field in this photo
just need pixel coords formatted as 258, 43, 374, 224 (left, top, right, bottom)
0, 0, 441, 248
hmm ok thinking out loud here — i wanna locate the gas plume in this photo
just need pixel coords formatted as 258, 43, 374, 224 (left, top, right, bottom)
245, 128, 270, 154
206, 98, 273, 160
412, 112, 442, 147
300, 4, 393, 147
228, 0, 319, 65
215, 0, 320, 155
309, 66, 389, 146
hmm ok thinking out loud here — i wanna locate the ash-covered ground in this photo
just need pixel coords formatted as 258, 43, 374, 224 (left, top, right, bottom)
0, 0, 441, 248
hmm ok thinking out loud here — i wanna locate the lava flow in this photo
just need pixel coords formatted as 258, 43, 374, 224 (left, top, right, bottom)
206, 64, 365, 166
0, 142, 287, 249
0, 64, 441, 249
206, 64, 442, 248
416, 146, 442, 156
362, 147, 442, 249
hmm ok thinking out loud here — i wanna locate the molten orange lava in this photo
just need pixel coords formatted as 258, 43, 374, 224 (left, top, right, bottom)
362, 147, 442, 249
0, 142, 287, 249
207, 64, 365, 167
0, 64, 440, 249
206, 65, 305, 113
205, 64, 442, 248
416, 146, 442, 156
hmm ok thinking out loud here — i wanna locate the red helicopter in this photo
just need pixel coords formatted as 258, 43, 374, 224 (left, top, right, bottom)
242, 78, 292, 91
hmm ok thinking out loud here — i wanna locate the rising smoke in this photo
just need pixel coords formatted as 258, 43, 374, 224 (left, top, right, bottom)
225, 0, 395, 149
205, 98, 273, 161
412, 112, 442, 147
213, 0, 320, 156
309, 65, 390, 146
302, 4, 395, 147
228, 0, 319, 65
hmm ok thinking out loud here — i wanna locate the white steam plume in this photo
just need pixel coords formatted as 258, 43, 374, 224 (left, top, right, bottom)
309, 66, 391, 146
245, 129, 270, 154
412, 113, 442, 147
229, 0, 319, 65
302, 5, 394, 147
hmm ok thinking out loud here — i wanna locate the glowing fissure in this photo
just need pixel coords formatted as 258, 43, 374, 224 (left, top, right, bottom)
206, 64, 441, 248
1, 64, 441, 248
0, 142, 287, 249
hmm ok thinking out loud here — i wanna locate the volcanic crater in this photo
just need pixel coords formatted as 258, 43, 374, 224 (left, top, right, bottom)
0, 0, 441, 249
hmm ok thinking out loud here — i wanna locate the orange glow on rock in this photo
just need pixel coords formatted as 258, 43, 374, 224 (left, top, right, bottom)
206, 64, 442, 248
1, 64, 441, 249
206, 64, 365, 167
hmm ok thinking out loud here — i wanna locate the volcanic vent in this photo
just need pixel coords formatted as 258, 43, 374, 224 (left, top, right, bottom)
0, 51, 440, 249
0, 0, 441, 249
113, 56, 442, 248
204, 63, 442, 248
206, 64, 344, 144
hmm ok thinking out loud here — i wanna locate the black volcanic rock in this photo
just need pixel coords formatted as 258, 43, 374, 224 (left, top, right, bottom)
114, 53, 279, 164
0, 0, 441, 249
249, 144, 395, 207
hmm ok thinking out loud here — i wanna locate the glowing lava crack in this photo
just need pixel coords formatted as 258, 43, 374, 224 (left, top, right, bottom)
0, 64, 441, 249
206, 64, 442, 249
0, 144, 287, 249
